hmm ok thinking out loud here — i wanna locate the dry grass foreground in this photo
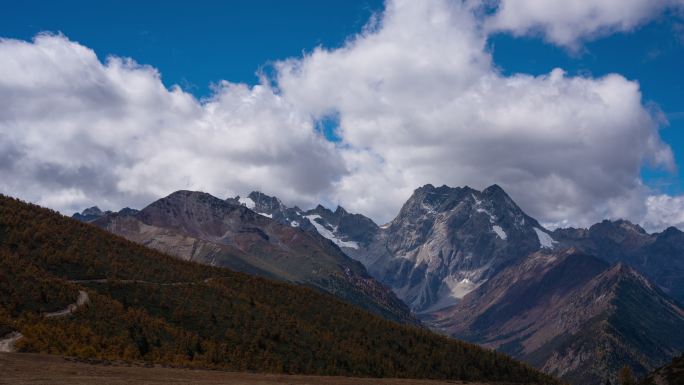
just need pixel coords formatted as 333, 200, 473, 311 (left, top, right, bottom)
0, 353, 520, 385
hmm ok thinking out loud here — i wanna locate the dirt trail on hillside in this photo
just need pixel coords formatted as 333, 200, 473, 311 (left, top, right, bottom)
0, 290, 90, 352
70, 278, 215, 286
0, 332, 23, 353
45, 290, 90, 318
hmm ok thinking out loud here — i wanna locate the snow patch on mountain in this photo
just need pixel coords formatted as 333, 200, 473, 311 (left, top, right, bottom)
446, 276, 478, 299
304, 214, 359, 249
473, 197, 497, 224
492, 225, 507, 240
421, 275, 485, 313
422, 203, 438, 215
534, 227, 557, 249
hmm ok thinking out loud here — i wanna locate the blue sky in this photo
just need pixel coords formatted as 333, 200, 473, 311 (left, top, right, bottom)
1, 0, 683, 229
2, 1, 383, 95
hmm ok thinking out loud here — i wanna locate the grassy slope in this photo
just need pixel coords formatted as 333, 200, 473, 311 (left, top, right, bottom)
0, 195, 558, 384
0, 352, 527, 385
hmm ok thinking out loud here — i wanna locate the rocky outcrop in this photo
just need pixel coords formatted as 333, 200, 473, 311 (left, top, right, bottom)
352, 184, 555, 313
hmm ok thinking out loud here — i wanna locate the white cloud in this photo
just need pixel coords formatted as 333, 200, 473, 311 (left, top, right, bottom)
643, 194, 684, 231
483, 0, 684, 48
276, 0, 674, 228
0, 0, 682, 232
0, 34, 345, 213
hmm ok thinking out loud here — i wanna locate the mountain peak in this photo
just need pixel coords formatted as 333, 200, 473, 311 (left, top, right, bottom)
607, 219, 647, 234
248, 191, 280, 203
144, 190, 244, 223
82, 206, 103, 216
164, 190, 214, 201
482, 183, 505, 195
481, 184, 515, 205
246, 191, 285, 213
310, 204, 335, 217
602, 261, 654, 289
72, 206, 106, 222
659, 226, 683, 238
117, 207, 139, 216
588, 219, 651, 245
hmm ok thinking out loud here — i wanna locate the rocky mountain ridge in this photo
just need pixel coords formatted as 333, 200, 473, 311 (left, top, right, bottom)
228, 191, 378, 250
435, 248, 684, 384
551, 220, 684, 303
77, 190, 416, 325
232, 184, 684, 312
236, 184, 560, 313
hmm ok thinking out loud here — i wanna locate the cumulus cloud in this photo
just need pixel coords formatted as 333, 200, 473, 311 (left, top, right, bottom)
0, 0, 681, 232
643, 194, 684, 230
276, 0, 674, 227
483, 0, 684, 48
0, 34, 345, 213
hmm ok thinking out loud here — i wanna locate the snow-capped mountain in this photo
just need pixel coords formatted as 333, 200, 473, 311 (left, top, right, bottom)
239, 184, 559, 314
359, 184, 558, 313
231, 191, 377, 250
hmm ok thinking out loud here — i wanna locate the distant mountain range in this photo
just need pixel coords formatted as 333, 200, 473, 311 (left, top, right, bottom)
74, 184, 684, 385
436, 250, 684, 384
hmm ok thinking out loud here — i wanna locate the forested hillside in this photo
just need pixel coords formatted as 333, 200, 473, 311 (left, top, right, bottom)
641, 354, 684, 385
0, 195, 558, 383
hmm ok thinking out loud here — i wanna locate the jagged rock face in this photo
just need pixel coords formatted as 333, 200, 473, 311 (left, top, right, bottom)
553, 220, 652, 263
72, 206, 105, 222
636, 227, 684, 302
306, 205, 379, 247
436, 250, 684, 385
553, 221, 684, 303
238, 191, 376, 250
73, 206, 136, 222
359, 184, 555, 313
88, 191, 416, 325
243, 191, 318, 232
